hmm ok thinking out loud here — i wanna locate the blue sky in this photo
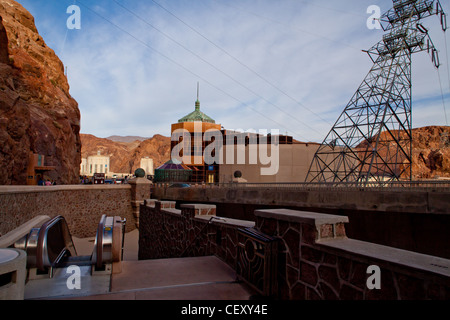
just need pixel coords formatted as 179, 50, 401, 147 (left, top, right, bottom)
14, 0, 450, 142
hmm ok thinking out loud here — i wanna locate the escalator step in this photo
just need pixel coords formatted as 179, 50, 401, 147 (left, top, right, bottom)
56, 255, 93, 267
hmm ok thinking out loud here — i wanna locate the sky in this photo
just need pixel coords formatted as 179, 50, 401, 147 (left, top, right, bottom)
13, 0, 450, 142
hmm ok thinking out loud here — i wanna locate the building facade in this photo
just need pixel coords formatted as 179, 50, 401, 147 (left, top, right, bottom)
140, 157, 154, 177
171, 94, 221, 183
80, 151, 110, 176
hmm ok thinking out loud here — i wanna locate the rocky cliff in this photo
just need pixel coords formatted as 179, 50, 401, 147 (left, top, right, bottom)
411, 126, 450, 179
355, 125, 449, 180
0, 0, 81, 185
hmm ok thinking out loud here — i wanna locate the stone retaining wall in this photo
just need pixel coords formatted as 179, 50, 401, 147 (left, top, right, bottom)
139, 200, 254, 267
0, 185, 137, 238
138, 200, 450, 300
255, 209, 450, 300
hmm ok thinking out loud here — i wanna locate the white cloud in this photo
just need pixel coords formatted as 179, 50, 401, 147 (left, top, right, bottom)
18, 0, 450, 142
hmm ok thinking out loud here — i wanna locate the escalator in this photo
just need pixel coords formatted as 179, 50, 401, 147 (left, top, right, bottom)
13, 214, 126, 279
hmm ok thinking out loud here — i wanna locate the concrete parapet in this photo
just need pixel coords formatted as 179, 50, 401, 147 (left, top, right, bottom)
128, 178, 152, 228
0, 249, 27, 300
181, 203, 216, 219
0, 215, 49, 248
0, 185, 135, 238
153, 185, 450, 214
139, 202, 450, 299
253, 208, 450, 300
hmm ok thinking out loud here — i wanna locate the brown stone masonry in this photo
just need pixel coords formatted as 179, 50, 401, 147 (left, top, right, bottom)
0, 184, 141, 238
139, 202, 450, 300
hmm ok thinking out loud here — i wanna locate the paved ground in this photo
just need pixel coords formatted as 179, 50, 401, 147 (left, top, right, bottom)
25, 230, 255, 300
72, 229, 139, 261
72, 256, 254, 300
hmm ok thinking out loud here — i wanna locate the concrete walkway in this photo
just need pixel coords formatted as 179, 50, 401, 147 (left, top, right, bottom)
72, 229, 139, 261
73, 256, 254, 300
27, 230, 255, 300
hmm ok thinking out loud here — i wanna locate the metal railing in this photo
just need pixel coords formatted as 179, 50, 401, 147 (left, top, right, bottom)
153, 180, 450, 192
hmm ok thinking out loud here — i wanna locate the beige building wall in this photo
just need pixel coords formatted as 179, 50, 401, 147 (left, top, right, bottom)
140, 157, 154, 176
80, 152, 111, 176
219, 143, 320, 183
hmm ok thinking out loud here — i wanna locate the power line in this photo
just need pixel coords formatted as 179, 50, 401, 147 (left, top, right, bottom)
444, 32, 450, 100
111, 0, 325, 137
76, 0, 309, 141
437, 68, 449, 125
210, 0, 362, 51
150, 0, 336, 126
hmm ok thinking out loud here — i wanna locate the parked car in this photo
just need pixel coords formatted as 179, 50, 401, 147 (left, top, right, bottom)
168, 183, 191, 188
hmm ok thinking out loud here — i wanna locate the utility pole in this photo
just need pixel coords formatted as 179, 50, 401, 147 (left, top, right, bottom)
306, 0, 447, 186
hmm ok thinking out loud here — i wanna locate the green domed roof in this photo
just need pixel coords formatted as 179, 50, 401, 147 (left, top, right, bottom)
178, 83, 215, 124
178, 100, 215, 124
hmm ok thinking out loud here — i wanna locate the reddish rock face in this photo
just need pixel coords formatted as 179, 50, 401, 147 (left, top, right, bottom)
81, 134, 171, 174
0, 0, 81, 185
411, 126, 450, 179
0, 16, 8, 63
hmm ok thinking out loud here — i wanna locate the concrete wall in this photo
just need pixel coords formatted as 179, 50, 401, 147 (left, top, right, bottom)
138, 201, 450, 300
219, 143, 319, 183
151, 185, 450, 259
0, 184, 138, 238
152, 184, 450, 215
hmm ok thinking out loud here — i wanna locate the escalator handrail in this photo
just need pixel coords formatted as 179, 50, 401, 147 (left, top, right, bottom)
35, 215, 77, 271
95, 214, 106, 269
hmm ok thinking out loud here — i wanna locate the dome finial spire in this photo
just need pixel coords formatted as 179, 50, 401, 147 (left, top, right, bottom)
195, 82, 200, 110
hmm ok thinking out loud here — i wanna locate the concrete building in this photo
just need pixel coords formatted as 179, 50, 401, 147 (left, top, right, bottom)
219, 139, 320, 183
80, 151, 110, 176
140, 157, 154, 177
171, 90, 221, 184
170, 87, 321, 184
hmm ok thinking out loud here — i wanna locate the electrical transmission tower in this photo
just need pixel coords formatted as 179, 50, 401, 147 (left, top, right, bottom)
305, 0, 447, 185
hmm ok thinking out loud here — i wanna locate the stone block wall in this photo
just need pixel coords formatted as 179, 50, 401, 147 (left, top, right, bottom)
139, 201, 450, 300
254, 209, 450, 300
139, 200, 254, 268
0, 185, 139, 238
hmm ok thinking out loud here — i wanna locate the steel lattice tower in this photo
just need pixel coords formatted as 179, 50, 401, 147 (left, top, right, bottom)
306, 0, 447, 185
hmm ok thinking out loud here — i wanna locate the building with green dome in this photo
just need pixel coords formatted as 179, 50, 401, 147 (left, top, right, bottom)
171, 84, 222, 183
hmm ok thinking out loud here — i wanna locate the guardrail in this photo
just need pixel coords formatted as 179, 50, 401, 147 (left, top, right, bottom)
153, 180, 450, 192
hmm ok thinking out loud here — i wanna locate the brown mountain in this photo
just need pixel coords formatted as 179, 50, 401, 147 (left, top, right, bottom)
355, 125, 450, 179
81, 134, 171, 174
411, 126, 450, 179
82, 126, 449, 179
106, 135, 149, 143
80, 134, 132, 174
0, 1, 81, 185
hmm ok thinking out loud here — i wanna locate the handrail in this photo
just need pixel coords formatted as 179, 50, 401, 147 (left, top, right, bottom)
35, 215, 77, 271
94, 215, 106, 269
92, 214, 114, 269
153, 180, 450, 191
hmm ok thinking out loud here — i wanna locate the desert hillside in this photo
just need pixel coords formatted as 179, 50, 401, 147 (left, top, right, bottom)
81, 134, 171, 174
411, 126, 449, 179
81, 125, 449, 179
